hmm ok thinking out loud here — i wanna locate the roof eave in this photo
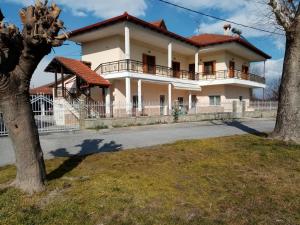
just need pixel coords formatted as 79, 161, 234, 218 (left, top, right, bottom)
69, 13, 200, 48
200, 39, 271, 60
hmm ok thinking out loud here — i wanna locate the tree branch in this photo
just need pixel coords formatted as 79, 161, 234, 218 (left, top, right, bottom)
269, 0, 296, 30
13, 0, 68, 81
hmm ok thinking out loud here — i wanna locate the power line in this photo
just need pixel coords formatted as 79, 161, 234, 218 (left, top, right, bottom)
154, 0, 285, 36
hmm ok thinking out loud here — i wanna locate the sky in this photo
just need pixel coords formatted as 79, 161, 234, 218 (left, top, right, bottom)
1, 0, 285, 88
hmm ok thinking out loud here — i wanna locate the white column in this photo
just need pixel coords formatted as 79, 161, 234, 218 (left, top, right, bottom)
188, 92, 192, 110
125, 77, 131, 114
105, 88, 111, 117
195, 50, 199, 73
138, 79, 142, 113
168, 42, 172, 68
125, 24, 130, 60
168, 83, 172, 114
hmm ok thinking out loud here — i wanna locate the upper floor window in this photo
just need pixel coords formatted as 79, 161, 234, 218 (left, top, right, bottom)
203, 61, 216, 75
209, 96, 221, 106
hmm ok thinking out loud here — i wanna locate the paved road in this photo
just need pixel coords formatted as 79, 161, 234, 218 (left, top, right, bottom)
0, 119, 275, 166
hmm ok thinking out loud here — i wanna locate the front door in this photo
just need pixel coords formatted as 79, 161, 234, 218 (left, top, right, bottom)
172, 61, 181, 78
160, 95, 165, 115
143, 54, 156, 74
229, 61, 235, 78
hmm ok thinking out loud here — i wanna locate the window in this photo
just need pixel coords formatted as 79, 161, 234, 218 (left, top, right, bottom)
209, 96, 221, 106
203, 61, 215, 75
178, 97, 184, 107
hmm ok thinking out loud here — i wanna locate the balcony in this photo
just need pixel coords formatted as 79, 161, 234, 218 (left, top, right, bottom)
199, 70, 265, 84
97, 60, 265, 84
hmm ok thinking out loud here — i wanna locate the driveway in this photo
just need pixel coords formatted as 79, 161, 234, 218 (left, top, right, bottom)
0, 118, 275, 166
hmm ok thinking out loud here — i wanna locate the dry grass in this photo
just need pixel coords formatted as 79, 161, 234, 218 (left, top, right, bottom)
0, 135, 299, 225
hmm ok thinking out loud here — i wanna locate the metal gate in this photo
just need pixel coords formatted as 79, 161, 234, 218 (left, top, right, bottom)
0, 94, 79, 137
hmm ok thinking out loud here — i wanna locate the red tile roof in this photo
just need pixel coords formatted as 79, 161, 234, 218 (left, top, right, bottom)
30, 85, 53, 95
70, 12, 271, 59
47, 57, 110, 87
70, 12, 200, 48
190, 34, 271, 59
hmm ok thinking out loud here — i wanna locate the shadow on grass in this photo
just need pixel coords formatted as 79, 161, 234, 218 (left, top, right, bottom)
47, 139, 122, 180
223, 120, 268, 137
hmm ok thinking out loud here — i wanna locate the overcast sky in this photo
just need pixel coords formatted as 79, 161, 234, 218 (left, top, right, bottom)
2, 0, 285, 87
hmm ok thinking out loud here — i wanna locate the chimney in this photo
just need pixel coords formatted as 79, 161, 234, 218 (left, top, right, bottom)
223, 24, 231, 35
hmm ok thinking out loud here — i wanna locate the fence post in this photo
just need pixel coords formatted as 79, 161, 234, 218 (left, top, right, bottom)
232, 100, 238, 118
242, 101, 246, 117
79, 99, 85, 130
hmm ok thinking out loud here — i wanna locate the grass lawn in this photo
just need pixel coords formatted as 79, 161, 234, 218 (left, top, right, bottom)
0, 135, 299, 225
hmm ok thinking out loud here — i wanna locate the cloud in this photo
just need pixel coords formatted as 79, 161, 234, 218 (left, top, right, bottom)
251, 58, 283, 83
3, 0, 147, 18
169, 0, 246, 12
171, 0, 284, 42
251, 57, 283, 98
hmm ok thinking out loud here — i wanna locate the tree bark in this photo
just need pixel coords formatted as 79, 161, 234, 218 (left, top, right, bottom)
0, 92, 46, 193
271, 13, 300, 144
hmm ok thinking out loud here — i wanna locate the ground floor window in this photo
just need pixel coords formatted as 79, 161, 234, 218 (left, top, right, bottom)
178, 97, 184, 107
209, 96, 221, 106
192, 95, 197, 108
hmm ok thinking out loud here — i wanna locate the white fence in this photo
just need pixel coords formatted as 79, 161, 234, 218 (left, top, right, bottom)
83, 100, 278, 119
0, 98, 278, 136
249, 101, 278, 111
0, 94, 79, 137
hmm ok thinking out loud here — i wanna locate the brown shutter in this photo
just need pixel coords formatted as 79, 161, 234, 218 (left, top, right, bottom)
213, 61, 216, 75
142, 54, 148, 73
153, 56, 156, 74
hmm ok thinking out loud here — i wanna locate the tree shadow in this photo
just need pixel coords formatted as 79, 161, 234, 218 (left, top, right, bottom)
223, 120, 267, 137
47, 139, 122, 180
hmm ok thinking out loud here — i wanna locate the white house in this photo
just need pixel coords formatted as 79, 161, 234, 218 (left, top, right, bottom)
44, 12, 271, 118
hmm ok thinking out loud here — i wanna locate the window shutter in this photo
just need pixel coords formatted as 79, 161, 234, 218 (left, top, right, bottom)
142, 54, 148, 73
213, 61, 216, 75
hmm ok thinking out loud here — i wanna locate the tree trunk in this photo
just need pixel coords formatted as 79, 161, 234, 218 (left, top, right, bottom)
271, 16, 300, 144
0, 92, 46, 193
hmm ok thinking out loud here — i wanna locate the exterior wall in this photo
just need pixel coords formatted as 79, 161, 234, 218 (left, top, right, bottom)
196, 85, 251, 112
81, 36, 123, 70
121, 39, 191, 70
80, 34, 252, 74
112, 79, 191, 104
199, 51, 227, 73
224, 52, 250, 71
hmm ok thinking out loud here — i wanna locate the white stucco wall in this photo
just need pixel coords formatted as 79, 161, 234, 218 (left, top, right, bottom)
81, 36, 123, 70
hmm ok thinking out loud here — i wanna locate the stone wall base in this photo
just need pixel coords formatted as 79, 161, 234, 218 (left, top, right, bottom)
83, 110, 277, 130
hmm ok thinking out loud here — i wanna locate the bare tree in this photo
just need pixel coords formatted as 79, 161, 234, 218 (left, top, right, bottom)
268, 0, 300, 143
0, 1, 66, 193
265, 77, 281, 100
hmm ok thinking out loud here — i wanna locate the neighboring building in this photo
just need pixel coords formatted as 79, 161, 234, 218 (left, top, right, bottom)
45, 12, 270, 118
